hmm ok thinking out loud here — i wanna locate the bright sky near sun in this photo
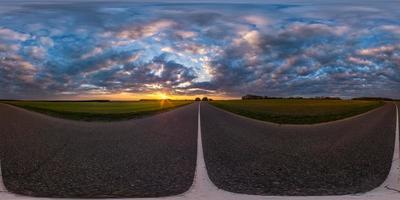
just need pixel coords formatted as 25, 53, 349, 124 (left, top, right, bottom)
0, 1, 399, 100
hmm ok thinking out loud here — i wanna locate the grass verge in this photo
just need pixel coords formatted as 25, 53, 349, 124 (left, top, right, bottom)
3, 100, 192, 121
210, 99, 384, 124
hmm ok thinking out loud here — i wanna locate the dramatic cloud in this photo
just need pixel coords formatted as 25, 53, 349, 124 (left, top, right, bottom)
0, 1, 399, 99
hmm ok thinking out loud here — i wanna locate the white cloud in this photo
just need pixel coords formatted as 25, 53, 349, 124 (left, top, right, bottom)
348, 56, 374, 65
0, 43, 20, 52
0, 28, 30, 41
357, 45, 396, 56
81, 47, 104, 60
27, 46, 46, 59
161, 46, 174, 53
182, 43, 208, 55
116, 20, 176, 40
176, 30, 197, 38
381, 25, 400, 35
234, 29, 262, 48
0, 55, 37, 83
243, 15, 270, 27
39, 37, 54, 47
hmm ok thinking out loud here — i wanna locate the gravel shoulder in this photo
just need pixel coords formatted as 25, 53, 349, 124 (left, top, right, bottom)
201, 102, 397, 195
0, 103, 198, 198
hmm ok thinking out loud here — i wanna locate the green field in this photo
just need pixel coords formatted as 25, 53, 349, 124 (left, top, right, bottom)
210, 99, 384, 124
3, 100, 192, 121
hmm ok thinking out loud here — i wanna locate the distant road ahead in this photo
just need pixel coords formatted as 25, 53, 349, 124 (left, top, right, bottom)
201, 102, 397, 195
0, 103, 198, 198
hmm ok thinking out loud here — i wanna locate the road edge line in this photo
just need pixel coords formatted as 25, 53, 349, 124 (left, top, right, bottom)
367, 103, 400, 194
184, 102, 221, 197
0, 161, 6, 192
383, 103, 399, 192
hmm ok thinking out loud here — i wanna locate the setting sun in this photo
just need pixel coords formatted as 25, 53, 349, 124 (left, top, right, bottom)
157, 93, 169, 100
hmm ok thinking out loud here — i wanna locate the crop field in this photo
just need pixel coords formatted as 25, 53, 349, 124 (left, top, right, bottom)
210, 99, 384, 124
2, 100, 192, 121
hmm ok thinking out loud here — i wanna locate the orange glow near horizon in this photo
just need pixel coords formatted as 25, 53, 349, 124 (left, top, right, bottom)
156, 92, 169, 100
73, 92, 238, 101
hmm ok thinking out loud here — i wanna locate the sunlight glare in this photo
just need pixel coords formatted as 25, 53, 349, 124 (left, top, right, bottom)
157, 92, 169, 100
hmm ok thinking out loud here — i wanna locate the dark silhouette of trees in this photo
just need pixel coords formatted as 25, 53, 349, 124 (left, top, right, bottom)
242, 94, 342, 100
242, 94, 263, 100
352, 97, 393, 101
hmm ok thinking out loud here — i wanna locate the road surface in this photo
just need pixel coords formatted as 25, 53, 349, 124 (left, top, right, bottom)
0, 102, 398, 199
201, 102, 397, 195
0, 103, 198, 198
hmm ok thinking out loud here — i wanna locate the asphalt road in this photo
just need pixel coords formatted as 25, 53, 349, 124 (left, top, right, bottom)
201, 102, 397, 195
0, 103, 198, 198
0, 102, 397, 198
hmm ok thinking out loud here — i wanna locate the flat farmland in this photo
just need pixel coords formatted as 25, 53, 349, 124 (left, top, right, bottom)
210, 99, 384, 124
3, 100, 192, 121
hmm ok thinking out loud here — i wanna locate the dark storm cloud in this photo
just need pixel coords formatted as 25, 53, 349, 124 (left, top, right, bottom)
198, 20, 400, 97
0, 1, 399, 99
68, 53, 197, 95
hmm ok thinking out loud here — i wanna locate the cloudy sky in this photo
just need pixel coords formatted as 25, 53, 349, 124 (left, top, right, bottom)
0, 1, 399, 100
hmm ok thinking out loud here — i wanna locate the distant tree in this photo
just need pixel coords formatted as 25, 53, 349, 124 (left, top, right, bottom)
195, 97, 201, 101
264, 96, 280, 99
314, 96, 341, 100
352, 97, 392, 101
202, 97, 209, 101
208, 98, 213, 101
242, 94, 263, 100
